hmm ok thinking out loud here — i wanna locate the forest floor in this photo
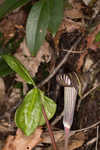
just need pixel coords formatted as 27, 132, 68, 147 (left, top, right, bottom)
0, 0, 100, 150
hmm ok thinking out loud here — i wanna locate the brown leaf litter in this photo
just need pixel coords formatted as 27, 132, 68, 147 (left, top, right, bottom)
77, 23, 100, 71
44, 132, 85, 150
0, 10, 26, 44
2, 128, 42, 150
2, 126, 86, 150
64, 9, 83, 19
15, 39, 52, 80
54, 2, 85, 50
86, 24, 100, 50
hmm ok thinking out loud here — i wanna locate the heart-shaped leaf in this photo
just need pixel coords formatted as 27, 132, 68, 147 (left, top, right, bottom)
26, 0, 50, 56
39, 90, 56, 125
48, 0, 64, 36
15, 88, 42, 136
3, 55, 35, 86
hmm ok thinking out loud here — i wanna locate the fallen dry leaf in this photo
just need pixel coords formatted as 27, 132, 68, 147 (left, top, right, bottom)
42, 130, 64, 143
68, 132, 85, 150
53, 5, 85, 50
77, 24, 100, 71
86, 24, 100, 50
69, 0, 83, 9
0, 10, 25, 44
2, 128, 42, 150
61, 18, 84, 32
59, 6, 85, 33
64, 9, 83, 19
15, 39, 51, 79
45, 132, 85, 150
54, 18, 84, 50
7, 87, 21, 110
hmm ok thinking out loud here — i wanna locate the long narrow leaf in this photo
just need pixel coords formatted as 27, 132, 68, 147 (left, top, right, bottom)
48, 0, 64, 36
0, 0, 31, 20
15, 88, 42, 136
3, 55, 35, 86
0, 58, 13, 77
26, 0, 50, 56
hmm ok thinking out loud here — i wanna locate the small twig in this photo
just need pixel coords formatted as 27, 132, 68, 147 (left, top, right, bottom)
51, 111, 64, 126
38, 36, 82, 88
70, 120, 100, 135
77, 83, 100, 111
63, 49, 84, 53
42, 105, 57, 150
86, 137, 97, 146
95, 126, 99, 150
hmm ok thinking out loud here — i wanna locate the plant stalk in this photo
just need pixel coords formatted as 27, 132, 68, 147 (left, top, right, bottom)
42, 104, 57, 150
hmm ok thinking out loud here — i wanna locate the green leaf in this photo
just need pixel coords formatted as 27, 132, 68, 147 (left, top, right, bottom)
48, 0, 64, 36
15, 88, 42, 136
39, 90, 56, 125
3, 55, 35, 86
26, 0, 50, 56
0, 0, 31, 20
0, 58, 13, 77
95, 32, 100, 42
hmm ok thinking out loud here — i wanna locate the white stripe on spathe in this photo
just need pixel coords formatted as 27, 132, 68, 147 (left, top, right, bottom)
63, 87, 77, 129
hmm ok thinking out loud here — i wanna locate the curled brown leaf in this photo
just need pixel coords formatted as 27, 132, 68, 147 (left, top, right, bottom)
2, 128, 42, 150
